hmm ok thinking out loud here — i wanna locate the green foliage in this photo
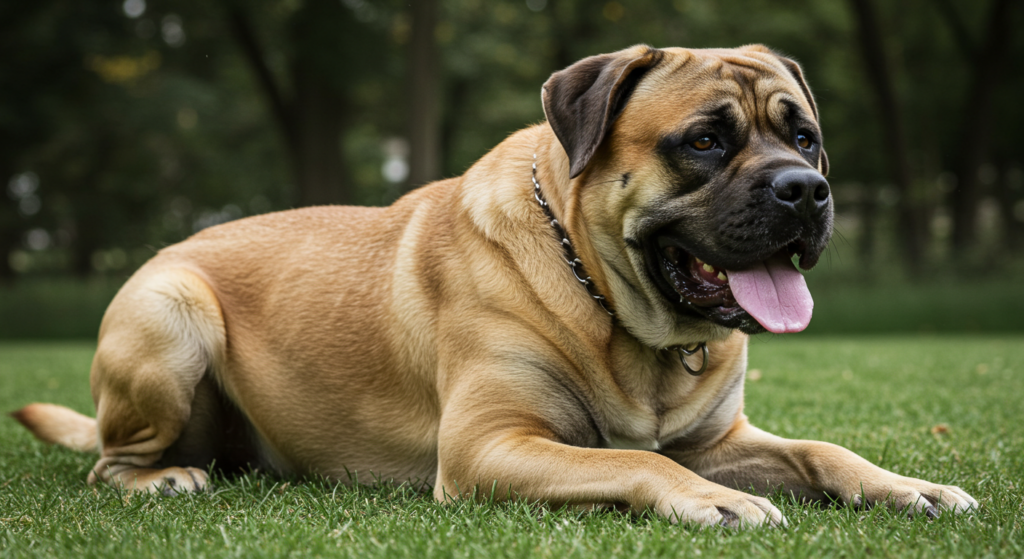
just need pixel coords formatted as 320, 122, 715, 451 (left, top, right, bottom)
2, 338, 1022, 557
3, 0, 1023, 280
1, 0, 300, 276
0, 278, 122, 339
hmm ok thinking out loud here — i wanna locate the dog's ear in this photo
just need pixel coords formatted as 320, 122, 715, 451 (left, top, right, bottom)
542, 45, 663, 179
772, 52, 829, 176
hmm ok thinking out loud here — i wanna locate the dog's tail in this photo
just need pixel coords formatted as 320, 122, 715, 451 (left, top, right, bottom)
10, 403, 98, 452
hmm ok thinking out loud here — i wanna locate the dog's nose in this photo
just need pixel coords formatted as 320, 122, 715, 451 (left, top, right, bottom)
770, 168, 830, 219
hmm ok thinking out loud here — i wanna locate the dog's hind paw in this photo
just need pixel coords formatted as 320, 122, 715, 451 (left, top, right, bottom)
158, 467, 210, 496
91, 465, 210, 495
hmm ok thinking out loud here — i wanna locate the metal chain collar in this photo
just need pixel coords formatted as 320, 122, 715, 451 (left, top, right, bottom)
530, 155, 708, 376
531, 155, 614, 317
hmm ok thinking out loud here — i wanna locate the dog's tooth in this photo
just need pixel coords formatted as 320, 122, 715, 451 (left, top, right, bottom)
695, 257, 704, 264
702, 263, 714, 273
717, 271, 727, 281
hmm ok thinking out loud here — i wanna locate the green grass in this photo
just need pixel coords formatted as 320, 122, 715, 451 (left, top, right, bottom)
1, 337, 1022, 558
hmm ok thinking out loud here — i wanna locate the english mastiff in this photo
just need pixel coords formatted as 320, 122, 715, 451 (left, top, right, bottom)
13, 44, 977, 527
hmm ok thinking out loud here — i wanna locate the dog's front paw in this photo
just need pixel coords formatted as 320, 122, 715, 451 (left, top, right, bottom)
656, 484, 785, 528
850, 475, 978, 517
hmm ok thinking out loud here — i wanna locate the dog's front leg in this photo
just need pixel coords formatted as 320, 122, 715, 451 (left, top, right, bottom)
433, 384, 784, 528
667, 419, 978, 516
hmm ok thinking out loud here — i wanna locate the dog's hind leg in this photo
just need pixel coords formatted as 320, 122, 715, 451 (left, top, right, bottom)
86, 267, 226, 494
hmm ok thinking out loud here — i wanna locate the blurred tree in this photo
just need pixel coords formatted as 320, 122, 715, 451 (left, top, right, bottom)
848, 0, 927, 272
1, 0, 1021, 285
0, 0, 296, 277
224, 0, 390, 206
408, 0, 441, 189
0, 1, 131, 277
934, 0, 1014, 253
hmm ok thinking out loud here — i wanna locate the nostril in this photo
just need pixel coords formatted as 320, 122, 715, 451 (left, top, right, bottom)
775, 182, 802, 203
813, 181, 830, 202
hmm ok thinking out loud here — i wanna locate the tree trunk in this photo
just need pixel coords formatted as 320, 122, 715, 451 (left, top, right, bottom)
407, 0, 441, 190
0, 163, 17, 281
292, 64, 350, 206
994, 163, 1021, 253
71, 212, 102, 277
858, 184, 879, 270
0, 217, 17, 282
225, 3, 352, 207
848, 0, 926, 272
440, 77, 469, 178
70, 134, 116, 277
550, 0, 597, 71
944, 0, 1013, 252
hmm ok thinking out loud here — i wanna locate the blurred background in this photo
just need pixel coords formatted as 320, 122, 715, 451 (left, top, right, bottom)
1, 0, 1022, 339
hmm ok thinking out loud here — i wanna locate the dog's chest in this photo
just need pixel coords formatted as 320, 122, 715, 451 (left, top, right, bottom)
596, 401, 686, 452
595, 368, 744, 453
603, 430, 663, 451
599, 402, 736, 453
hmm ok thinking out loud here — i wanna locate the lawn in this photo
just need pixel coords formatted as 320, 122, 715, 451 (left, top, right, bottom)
1, 337, 1022, 558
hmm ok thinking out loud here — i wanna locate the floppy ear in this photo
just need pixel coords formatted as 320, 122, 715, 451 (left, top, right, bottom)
773, 53, 829, 176
542, 45, 664, 179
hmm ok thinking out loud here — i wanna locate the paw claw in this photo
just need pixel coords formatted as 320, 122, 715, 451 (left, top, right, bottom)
716, 507, 740, 528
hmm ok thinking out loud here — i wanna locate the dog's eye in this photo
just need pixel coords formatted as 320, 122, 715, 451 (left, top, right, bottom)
796, 133, 812, 149
691, 136, 717, 151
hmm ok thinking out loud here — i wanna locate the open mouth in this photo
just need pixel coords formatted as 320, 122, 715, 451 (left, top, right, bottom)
651, 237, 814, 334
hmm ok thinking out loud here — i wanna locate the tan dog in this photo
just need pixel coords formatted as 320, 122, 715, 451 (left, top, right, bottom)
13, 45, 976, 527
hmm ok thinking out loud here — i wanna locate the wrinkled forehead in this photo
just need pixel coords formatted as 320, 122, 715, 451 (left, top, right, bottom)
623, 47, 816, 137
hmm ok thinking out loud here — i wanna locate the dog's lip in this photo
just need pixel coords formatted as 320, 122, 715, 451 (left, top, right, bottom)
651, 237, 741, 312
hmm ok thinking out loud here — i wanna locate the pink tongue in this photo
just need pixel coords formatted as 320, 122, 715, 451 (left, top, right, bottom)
726, 254, 813, 334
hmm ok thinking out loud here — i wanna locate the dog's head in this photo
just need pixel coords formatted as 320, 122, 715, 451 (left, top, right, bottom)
542, 44, 832, 347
